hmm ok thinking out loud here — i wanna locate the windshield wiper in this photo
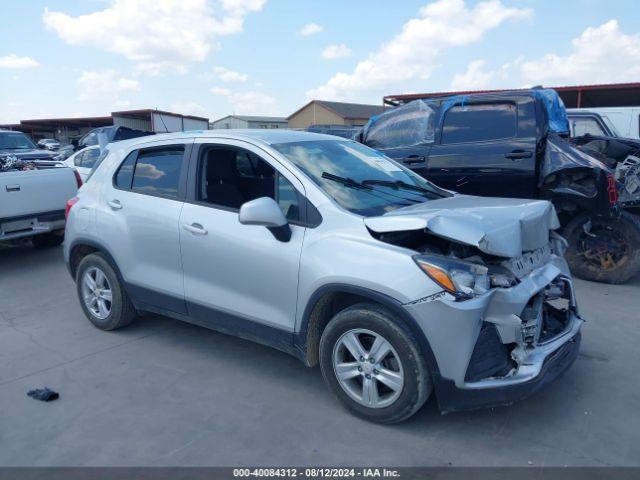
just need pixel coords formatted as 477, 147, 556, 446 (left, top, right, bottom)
321, 172, 372, 190
361, 179, 445, 197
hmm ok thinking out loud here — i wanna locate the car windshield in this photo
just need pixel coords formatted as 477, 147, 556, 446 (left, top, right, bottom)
0, 132, 36, 150
271, 140, 449, 216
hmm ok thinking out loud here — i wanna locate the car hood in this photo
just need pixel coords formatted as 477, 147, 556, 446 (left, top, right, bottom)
0, 148, 59, 160
364, 195, 560, 258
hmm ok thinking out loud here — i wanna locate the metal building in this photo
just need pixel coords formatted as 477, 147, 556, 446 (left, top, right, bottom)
0, 109, 209, 144
210, 115, 288, 130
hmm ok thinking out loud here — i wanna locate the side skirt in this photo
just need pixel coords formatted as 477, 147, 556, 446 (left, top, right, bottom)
126, 282, 300, 360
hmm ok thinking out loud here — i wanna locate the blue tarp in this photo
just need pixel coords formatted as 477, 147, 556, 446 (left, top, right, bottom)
532, 89, 570, 135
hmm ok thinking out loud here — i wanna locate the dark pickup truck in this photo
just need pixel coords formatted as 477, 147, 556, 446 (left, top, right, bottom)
357, 89, 640, 283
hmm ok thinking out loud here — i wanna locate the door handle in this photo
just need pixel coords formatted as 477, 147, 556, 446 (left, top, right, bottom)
107, 199, 123, 210
504, 150, 533, 160
5, 184, 20, 192
401, 155, 426, 164
183, 222, 208, 235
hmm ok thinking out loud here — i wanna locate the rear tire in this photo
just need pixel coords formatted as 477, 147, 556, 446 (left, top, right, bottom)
564, 211, 640, 284
76, 253, 137, 330
319, 303, 432, 424
32, 231, 64, 248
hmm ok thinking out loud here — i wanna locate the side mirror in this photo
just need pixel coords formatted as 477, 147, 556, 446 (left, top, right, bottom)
239, 197, 291, 242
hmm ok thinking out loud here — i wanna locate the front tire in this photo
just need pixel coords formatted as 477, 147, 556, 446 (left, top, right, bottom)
564, 212, 640, 284
76, 253, 137, 330
319, 303, 432, 424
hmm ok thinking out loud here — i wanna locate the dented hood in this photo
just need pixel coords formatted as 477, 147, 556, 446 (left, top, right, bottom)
364, 195, 560, 258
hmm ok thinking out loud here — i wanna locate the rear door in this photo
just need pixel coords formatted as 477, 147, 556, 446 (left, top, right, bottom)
426, 96, 538, 198
96, 139, 193, 314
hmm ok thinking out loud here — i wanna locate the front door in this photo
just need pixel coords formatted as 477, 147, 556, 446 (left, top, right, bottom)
180, 140, 305, 333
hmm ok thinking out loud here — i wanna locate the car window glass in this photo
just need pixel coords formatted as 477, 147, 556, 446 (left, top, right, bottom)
114, 151, 137, 189
74, 151, 85, 167
199, 147, 300, 221
571, 118, 606, 137
277, 174, 300, 221
131, 146, 184, 199
82, 148, 101, 168
441, 103, 517, 144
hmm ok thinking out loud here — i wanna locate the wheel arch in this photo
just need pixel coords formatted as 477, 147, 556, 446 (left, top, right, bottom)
295, 283, 440, 375
67, 237, 124, 282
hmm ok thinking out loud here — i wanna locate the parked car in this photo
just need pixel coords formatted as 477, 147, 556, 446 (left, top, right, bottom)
64, 130, 582, 423
76, 126, 154, 150
57, 144, 76, 159
64, 146, 102, 182
37, 138, 61, 151
357, 90, 640, 284
1, 152, 81, 248
1, 130, 67, 164
568, 107, 640, 140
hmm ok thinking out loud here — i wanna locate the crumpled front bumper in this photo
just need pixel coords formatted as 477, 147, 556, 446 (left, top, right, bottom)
403, 254, 583, 413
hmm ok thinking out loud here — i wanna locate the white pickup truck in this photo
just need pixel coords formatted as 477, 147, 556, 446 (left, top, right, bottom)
1, 162, 80, 247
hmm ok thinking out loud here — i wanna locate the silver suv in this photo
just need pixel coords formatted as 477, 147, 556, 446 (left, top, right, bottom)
64, 130, 583, 423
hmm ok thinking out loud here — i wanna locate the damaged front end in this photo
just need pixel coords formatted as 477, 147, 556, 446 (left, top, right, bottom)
570, 135, 640, 208
366, 199, 583, 413
540, 134, 619, 220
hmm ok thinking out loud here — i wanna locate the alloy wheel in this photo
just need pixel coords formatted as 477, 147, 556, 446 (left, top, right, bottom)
81, 267, 113, 320
332, 328, 404, 408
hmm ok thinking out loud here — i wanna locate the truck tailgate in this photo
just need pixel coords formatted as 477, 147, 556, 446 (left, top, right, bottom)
0, 168, 78, 220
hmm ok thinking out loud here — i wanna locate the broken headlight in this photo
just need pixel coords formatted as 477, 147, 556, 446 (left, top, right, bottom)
414, 254, 489, 300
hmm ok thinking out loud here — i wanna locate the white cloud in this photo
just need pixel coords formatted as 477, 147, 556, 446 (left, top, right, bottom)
213, 66, 248, 82
450, 60, 494, 89
300, 23, 323, 36
0, 54, 40, 69
519, 20, 640, 85
210, 87, 280, 115
170, 101, 208, 116
43, 0, 266, 75
321, 44, 352, 60
308, 0, 531, 101
77, 69, 140, 102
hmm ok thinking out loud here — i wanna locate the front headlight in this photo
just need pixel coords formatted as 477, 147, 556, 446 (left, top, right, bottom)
414, 254, 489, 300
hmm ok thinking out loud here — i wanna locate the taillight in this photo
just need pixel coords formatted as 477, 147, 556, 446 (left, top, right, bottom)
74, 169, 83, 188
66, 197, 79, 220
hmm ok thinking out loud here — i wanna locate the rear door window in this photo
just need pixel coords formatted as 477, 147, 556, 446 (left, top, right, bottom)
441, 103, 517, 144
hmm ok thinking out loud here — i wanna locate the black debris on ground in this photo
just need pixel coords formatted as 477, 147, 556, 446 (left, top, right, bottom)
27, 388, 59, 402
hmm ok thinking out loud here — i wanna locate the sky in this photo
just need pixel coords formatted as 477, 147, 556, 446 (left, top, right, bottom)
1, 0, 639, 124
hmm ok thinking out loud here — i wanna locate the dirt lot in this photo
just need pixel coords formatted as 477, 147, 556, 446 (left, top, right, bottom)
0, 243, 639, 467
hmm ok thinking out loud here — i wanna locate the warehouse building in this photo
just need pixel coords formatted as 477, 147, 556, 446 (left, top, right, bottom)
0, 109, 209, 145
287, 100, 386, 129
210, 115, 288, 130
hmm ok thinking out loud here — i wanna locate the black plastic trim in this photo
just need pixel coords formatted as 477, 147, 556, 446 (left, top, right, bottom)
434, 331, 581, 414
1, 209, 65, 224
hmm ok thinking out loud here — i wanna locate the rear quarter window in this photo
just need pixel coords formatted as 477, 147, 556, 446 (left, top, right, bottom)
131, 146, 184, 199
